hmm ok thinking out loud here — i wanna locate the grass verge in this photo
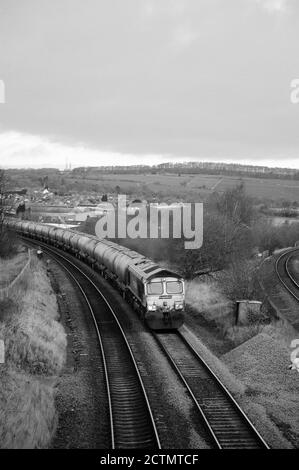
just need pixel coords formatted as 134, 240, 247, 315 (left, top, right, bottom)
0, 250, 28, 288
0, 252, 66, 448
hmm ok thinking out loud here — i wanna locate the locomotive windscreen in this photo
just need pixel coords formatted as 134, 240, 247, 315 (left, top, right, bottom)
166, 281, 183, 294
147, 282, 163, 295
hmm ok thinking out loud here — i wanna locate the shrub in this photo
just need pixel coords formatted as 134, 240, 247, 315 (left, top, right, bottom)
0, 228, 19, 258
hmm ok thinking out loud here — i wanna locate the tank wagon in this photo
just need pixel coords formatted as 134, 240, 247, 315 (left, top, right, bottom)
5, 219, 185, 330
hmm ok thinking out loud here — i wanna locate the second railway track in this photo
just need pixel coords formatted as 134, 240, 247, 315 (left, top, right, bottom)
26, 239, 161, 449
154, 331, 269, 449
276, 248, 299, 302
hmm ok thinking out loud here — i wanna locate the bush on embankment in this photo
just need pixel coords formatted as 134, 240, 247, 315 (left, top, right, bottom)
185, 263, 272, 350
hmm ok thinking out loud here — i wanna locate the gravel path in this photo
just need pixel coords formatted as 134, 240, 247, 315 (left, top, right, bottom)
48, 261, 110, 449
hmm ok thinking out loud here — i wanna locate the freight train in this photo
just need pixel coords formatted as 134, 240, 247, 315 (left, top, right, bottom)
5, 219, 185, 330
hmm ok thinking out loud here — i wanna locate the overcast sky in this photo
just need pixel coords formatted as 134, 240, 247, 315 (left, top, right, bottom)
0, 0, 299, 169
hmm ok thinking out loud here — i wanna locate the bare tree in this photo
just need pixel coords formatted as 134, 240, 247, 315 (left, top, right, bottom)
221, 258, 262, 301
214, 183, 255, 259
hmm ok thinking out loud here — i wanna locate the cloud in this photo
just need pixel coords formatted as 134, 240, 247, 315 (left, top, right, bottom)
142, 0, 185, 19
255, 0, 288, 13
1, 130, 299, 170
1, 1, 299, 167
0, 131, 172, 169
141, 2, 197, 50
171, 25, 199, 49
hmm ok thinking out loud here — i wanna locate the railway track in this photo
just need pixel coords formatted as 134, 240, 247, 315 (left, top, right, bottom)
26, 239, 161, 450
275, 249, 299, 302
154, 330, 269, 449
24, 237, 270, 449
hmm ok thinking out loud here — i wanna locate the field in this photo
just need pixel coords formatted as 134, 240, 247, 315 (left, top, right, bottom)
6, 167, 299, 203
66, 173, 299, 203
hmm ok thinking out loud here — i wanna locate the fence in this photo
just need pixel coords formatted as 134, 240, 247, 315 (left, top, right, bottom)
256, 257, 281, 320
0, 249, 33, 301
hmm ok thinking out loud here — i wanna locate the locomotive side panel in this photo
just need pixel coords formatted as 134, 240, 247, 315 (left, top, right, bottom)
7, 220, 185, 330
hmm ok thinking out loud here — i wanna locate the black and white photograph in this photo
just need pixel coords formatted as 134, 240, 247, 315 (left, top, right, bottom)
0, 0, 299, 457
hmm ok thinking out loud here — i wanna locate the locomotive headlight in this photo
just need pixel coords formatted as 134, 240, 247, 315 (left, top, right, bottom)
148, 304, 157, 311
174, 302, 183, 310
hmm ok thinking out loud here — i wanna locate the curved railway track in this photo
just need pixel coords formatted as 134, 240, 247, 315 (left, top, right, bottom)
26, 239, 161, 450
23, 236, 271, 449
275, 248, 299, 302
154, 331, 269, 449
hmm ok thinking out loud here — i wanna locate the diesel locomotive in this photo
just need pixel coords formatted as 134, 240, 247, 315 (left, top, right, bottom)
5, 219, 185, 330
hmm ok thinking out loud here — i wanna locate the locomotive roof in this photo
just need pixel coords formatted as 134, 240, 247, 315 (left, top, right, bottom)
129, 260, 181, 281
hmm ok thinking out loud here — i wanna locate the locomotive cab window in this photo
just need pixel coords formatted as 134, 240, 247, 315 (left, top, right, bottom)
166, 281, 183, 294
147, 281, 163, 295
